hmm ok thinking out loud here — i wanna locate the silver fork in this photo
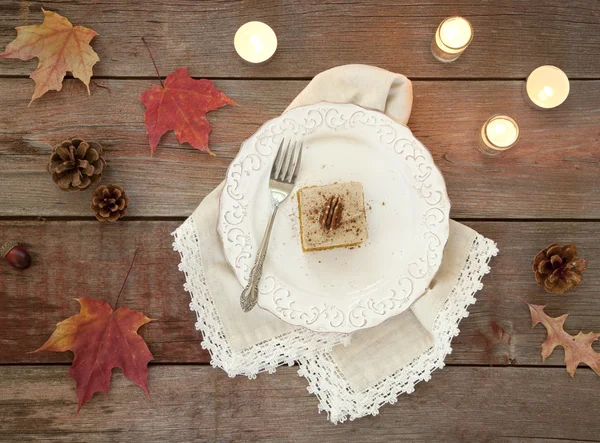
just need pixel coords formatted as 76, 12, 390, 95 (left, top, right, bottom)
240, 138, 303, 312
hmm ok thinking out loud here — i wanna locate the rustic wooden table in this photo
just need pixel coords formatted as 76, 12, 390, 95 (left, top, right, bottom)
1, 1, 599, 441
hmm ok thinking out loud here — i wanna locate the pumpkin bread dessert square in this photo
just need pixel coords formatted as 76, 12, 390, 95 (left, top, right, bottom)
297, 182, 368, 252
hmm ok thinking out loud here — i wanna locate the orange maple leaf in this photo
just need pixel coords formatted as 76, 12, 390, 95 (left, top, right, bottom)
34, 251, 154, 412
527, 303, 600, 377
140, 66, 236, 156
0, 9, 100, 104
35, 298, 154, 412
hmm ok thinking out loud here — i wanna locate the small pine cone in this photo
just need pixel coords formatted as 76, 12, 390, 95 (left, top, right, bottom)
91, 184, 130, 222
48, 138, 106, 191
533, 243, 587, 294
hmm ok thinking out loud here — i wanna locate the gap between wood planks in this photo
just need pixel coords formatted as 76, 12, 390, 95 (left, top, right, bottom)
1, 216, 599, 222
0, 362, 594, 370
1, 74, 600, 81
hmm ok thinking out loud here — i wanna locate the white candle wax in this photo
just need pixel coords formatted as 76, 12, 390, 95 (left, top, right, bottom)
478, 115, 519, 156
525, 65, 570, 109
486, 117, 518, 148
432, 17, 473, 62
234, 22, 277, 64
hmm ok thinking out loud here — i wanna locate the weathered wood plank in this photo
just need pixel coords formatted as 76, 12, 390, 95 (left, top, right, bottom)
1, 220, 598, 366
1, 78, 599, 219
1, 0, 599, 79
0, 221, 208, 364
1, 365, 599, 442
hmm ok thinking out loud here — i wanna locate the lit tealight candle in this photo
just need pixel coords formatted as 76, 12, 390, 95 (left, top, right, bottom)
524, 65, 570, 109
477, 115, 520, 156
431, 16, 473, 62
234, 21, 277, 65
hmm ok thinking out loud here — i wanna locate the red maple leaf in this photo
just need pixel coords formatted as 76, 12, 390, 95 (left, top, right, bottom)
140, 66, 236, 156
34, 250, 154, 412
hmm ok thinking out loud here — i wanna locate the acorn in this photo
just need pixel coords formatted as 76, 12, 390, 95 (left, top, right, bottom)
1, 242, 31, 270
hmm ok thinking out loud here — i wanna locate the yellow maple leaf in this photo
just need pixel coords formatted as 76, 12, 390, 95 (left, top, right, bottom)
0, 9, 100, 104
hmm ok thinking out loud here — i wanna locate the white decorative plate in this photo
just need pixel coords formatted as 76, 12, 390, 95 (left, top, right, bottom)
218, 103, 450, 333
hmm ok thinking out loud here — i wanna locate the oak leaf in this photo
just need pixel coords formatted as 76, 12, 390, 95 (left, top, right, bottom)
35, 298, 154, 412
0, 9, 99, 104
140, 67, 236, 155
527, 303, 600, 377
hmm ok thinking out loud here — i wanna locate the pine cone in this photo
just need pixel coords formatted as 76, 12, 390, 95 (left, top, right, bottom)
91, 184, 130, 222
533, 243, 587, 294
48, 138, 106, 191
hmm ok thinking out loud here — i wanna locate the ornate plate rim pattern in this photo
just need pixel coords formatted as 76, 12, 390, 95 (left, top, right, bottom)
218, 102, 451, 333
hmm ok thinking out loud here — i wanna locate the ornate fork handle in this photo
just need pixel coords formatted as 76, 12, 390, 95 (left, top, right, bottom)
240, 204, 280, 312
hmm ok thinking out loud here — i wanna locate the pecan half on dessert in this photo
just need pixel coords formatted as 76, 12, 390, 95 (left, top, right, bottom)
319, 195, 343, 231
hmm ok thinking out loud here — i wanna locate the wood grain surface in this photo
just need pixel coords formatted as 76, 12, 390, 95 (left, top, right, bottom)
1, 220, 598, 366
1, 365, 600, 442
1, 79, 599, 218
0, 0, 599, 79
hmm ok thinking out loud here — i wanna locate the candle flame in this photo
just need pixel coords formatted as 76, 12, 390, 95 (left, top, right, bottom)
438, 17, 472, 49
485, 116, 518, 148
538, 85, 554, 102
250, 34, 265, 53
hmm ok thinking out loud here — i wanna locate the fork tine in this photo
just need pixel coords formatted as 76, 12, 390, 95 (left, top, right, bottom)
291, 142, 303, 183
279, 140, 294, 181
282, 141, 297, 182
271, 139, 285, 179
285, 142, 299, 183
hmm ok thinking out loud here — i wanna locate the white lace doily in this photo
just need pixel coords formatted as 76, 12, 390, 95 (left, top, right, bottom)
173, 215, 497, 422
297, 234, 498, 423
172, 216, 349, 378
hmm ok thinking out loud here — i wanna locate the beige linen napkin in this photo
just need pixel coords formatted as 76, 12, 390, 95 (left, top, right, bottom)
299, 220, 496, 422
173, 64, 497, 420
285, 64, 413, 124
329, 220, 476, 393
